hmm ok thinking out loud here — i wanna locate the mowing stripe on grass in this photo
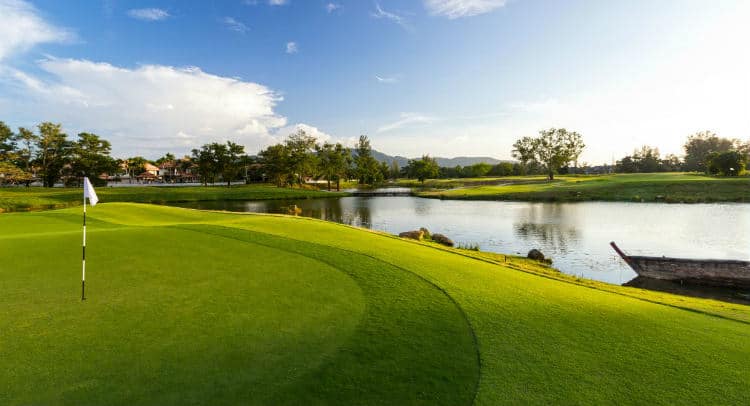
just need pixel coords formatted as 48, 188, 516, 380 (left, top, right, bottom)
174, 223, 481, 405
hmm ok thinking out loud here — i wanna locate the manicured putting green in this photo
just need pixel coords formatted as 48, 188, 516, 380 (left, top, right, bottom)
1, 203, 748, 405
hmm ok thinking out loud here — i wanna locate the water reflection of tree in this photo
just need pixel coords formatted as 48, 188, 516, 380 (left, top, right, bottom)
302, 197, 372, 228
513, 204, 579, 253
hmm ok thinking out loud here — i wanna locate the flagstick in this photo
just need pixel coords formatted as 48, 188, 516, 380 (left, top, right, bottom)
82, 190, 86, 301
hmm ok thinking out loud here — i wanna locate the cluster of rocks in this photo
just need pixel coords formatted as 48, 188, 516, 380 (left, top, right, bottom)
398, 227, 454, 247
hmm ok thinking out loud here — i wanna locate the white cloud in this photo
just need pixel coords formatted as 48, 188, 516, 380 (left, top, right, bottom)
221, 17, 249, 33
424, 0, 508, 19
325, 3, 340, 13
269, 0, 288, 5
377, 113, 437, 133
375, 75, 399, 84
127, 8, 170, 21
0, 0, 74, 62
1, 58, 288, 156
371, 2, 409, 29
285, 41, 298, 54
274, 123, 332, 143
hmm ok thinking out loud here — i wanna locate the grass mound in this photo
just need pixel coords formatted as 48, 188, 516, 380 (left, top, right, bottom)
1, 203, 748, 405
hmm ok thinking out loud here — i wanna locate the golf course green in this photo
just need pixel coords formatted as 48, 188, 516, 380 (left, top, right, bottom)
1, 203, 748, 405
415, 173, 750, 203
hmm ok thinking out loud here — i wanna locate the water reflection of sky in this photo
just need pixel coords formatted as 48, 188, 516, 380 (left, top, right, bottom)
170, 198, 750, 286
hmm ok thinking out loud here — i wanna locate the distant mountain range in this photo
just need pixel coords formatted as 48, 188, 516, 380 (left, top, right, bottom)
370, 150, 506, 168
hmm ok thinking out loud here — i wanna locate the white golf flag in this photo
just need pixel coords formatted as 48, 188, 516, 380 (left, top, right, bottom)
83, 177, 99, 206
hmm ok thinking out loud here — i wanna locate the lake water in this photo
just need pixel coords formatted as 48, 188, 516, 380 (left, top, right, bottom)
168, 197, 750, 287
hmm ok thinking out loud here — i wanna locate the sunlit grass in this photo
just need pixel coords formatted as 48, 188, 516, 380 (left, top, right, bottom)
416, 173, 750, 202
1, 203, 747, 405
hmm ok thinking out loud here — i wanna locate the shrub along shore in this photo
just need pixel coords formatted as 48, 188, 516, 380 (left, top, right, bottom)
414, 173, 750, 203
1, 203, 748, 404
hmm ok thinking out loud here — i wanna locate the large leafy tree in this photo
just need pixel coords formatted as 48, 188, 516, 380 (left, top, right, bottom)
285, 130, 318, 186
221, 141, 245, 187
406, 155, 440, 183
259, 144, 290, 187
512, 128, 585, 180
35, 122, 73, 187
70, 132, 117, 186
317, 142, 350, 191
191, 141, 246, 186
707, 151, 746, 176
354, 135, 382, 185
683, 131, 738, 172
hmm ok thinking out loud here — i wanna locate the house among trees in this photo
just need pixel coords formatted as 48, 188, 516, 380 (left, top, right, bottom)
158, 158, 199, 183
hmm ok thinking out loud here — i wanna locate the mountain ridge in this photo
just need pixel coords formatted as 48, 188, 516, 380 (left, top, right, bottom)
370, 150, 508, 167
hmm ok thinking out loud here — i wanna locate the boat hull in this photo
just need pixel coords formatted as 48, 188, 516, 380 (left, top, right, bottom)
626, 256, 750, 288
611, 242, 750, 288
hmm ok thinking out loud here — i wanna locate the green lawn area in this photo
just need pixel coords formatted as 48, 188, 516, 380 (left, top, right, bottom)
0, 184, 345, 212
416, 173, 750, 202
1, 203, 748, 405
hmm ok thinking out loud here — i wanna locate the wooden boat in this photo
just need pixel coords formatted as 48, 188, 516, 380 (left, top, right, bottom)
610, 242, 750, 288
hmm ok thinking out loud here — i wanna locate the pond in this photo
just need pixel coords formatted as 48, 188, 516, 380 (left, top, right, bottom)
168, 197, 750, 289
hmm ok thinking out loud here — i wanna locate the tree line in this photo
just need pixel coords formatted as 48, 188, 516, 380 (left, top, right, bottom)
615, 131, 749, 176
1, 121, 747, 188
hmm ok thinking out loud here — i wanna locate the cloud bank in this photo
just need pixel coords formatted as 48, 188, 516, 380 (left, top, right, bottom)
2, 58, 288, 156
0, 0, 74, 61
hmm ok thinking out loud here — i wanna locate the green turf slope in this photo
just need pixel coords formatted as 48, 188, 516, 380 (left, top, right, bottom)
1, 203, 748, 405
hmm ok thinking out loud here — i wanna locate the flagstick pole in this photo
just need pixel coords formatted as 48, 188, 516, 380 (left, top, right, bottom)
82, 186, 86, 301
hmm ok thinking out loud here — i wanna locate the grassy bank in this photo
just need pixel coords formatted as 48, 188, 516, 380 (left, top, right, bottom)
1, 203, 748, 405
0, 184, 346, 212
415, 173, 750, 203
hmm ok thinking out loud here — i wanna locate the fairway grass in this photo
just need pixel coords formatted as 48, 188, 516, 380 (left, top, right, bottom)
0, 184, 345, 213
1, 204, 748, 405
415, 173, 750, 203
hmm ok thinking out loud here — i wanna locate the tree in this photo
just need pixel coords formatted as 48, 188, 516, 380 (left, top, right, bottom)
390, 160, 400, 180
0, 162, 32, 185
125, 156, 148, 180
466, 162, 492, 177
616, 156, 638, 173
285, 130, 318, 186
707, 151, 746, 176
354, 135, 382, 185
221, 141, 245, 187
683, 131, 738, 173
512, 128, 585, 180
259, 144, 290, 187
634, 145, 661, 173
190, 142, 245, 186
70, 132, 117, 186
35, 122, 72, 187
156, 153, 176, 165
0, 121, 16, 161
15, 127, 38, 174
489, 162, 513, 176
406, 155, 439, 183
317, 142, 350, 191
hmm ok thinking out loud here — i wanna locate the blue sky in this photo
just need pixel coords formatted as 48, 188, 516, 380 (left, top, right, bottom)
0, 0, 748, 162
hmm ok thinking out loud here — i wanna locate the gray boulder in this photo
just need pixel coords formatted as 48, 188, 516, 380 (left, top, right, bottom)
399, 230, 424, 240
527, 249, 545, 261
432, 233, 454, 247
